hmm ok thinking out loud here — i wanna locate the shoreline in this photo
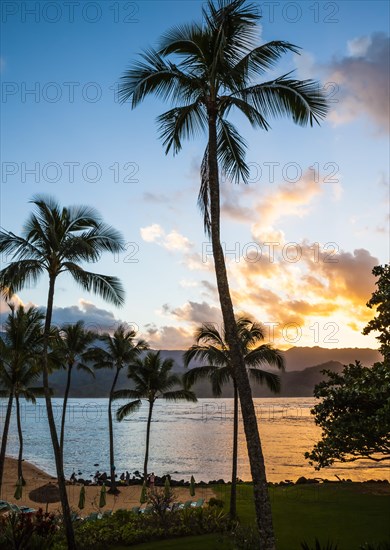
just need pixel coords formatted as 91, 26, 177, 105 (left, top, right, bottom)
1, 457, 216, 515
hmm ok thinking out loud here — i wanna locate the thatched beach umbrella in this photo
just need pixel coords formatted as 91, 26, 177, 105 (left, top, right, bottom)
190, 475, 195, 497
78, 485, 85, 510
99, 484, 106, 508
29, 482, 61, 512
14, 477, 23, 500
140, 481, 147, 504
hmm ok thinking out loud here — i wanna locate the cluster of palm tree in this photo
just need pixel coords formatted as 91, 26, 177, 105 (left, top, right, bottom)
0, 302, 284, 522
0, 1, 327, 547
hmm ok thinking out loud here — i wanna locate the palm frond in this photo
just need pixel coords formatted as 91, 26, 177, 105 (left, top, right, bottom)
219, 96, 269, 130
0, 231, 42, 260
116, 399, 142, 421
245, 345, 285, 371
210, 365, 231, 396
232, 41, 301, 80
162, 389, 197, 402
0, 261, 44, 298
157, 101, 207, 155
241, 73, 328, 126
182, 365, 219, 387
119, 48, 199, 108
217, 118, 250, 183
112, 389, 141, 401
198, 146, 211, 237
63, 263, 125, 307
248, 368, 281, 393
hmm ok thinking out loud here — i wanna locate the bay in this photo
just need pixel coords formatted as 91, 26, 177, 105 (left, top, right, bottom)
1, 397, 388, 483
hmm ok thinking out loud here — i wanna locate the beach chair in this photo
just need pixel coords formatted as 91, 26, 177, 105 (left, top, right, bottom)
7, 503, 21, 513
86, 512, 99, 521
140, 505, 153, 514
19, 506, 36, 514
0, 503, 9, 513
191, 498, 204, 508
178, 500, 192, 510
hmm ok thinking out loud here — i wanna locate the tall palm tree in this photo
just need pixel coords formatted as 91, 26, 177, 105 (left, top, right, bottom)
183, 317, 284, 519
86, 325, 149, 494
113, 351, 197, 482
118, 1, 327, 545
0, 305, 45, 489
0, 195, 125, 549
54, 321, 97, 458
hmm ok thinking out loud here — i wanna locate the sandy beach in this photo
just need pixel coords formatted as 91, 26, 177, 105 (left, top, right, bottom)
1, 457, 216, 515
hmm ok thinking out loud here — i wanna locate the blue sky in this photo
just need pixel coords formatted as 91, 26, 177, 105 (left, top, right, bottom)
1, 0, 389, 350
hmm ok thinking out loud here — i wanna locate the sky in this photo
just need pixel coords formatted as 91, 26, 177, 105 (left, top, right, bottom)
0, 0, 389, 351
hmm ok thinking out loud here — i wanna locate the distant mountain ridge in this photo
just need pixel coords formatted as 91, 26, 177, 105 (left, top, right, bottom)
0, 332, 381, 397
32, 346, 380, 398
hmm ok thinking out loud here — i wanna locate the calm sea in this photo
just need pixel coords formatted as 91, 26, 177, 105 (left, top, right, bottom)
1, 398, 389, 483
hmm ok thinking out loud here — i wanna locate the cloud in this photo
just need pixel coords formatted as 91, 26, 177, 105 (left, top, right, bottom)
142, 192, 170, 204
142, 324, 194, 349
227, 235, 379, 348
48, 299, 128, 333
254, 170, 323, 230
167, 301, 222, 325
0, 293, 25, 315
140, 223, 164, 243
140, 224, 193, 252
325, 33, 390, 133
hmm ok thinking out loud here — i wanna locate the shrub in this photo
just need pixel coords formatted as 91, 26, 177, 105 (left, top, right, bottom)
208, 497, 224, 508
301, 539, 339, 550
0, 509, 58, 550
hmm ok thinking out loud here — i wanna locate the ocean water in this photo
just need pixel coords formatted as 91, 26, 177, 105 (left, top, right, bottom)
1, 398, 389, 483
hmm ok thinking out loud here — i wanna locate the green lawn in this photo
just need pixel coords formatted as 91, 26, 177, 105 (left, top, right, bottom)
119, 534, 233, 549
112, 483, 390, 550
217, 482, 390, 549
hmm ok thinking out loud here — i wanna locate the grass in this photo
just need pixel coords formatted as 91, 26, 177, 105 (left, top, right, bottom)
217, 482, 390, 549
117, 534, 233, 549
111, 482, 390, 549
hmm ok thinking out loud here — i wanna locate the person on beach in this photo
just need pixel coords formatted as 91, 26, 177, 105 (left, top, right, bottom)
148, 472, 155, 489
125, 471, 130, 485
70, 472, 77, 484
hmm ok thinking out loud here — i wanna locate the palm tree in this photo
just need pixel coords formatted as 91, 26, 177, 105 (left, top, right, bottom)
0, 305, 45, 489
113, 351, 197, 482
86, 325, 149, 494
183, 317, 284, 519
0, 195, 125, 549
118, 1, 327, 545
54, 321, 97, 458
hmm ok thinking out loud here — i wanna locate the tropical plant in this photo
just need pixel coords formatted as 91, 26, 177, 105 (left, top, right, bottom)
363, 264, 390, 364
113, 351, 197, 481
300, 539, 339, 550
305, 361, 390, 468
183, 316, 284, 518
0, 194, 125, 549
53, 321, 97, 457
118, 1, 327, 546
0, 304, 45, 487
86, 324, 149, 494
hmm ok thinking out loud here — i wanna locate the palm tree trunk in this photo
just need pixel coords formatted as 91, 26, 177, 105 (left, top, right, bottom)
15, 395, 25, 485
0, 394, 14, 492
108, 367, 120, 495
230, 380, 239, 519
60, 364, 72, 458
207, 113, 275, 550
42, 275, 76, 549
143, 400, 154, 482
